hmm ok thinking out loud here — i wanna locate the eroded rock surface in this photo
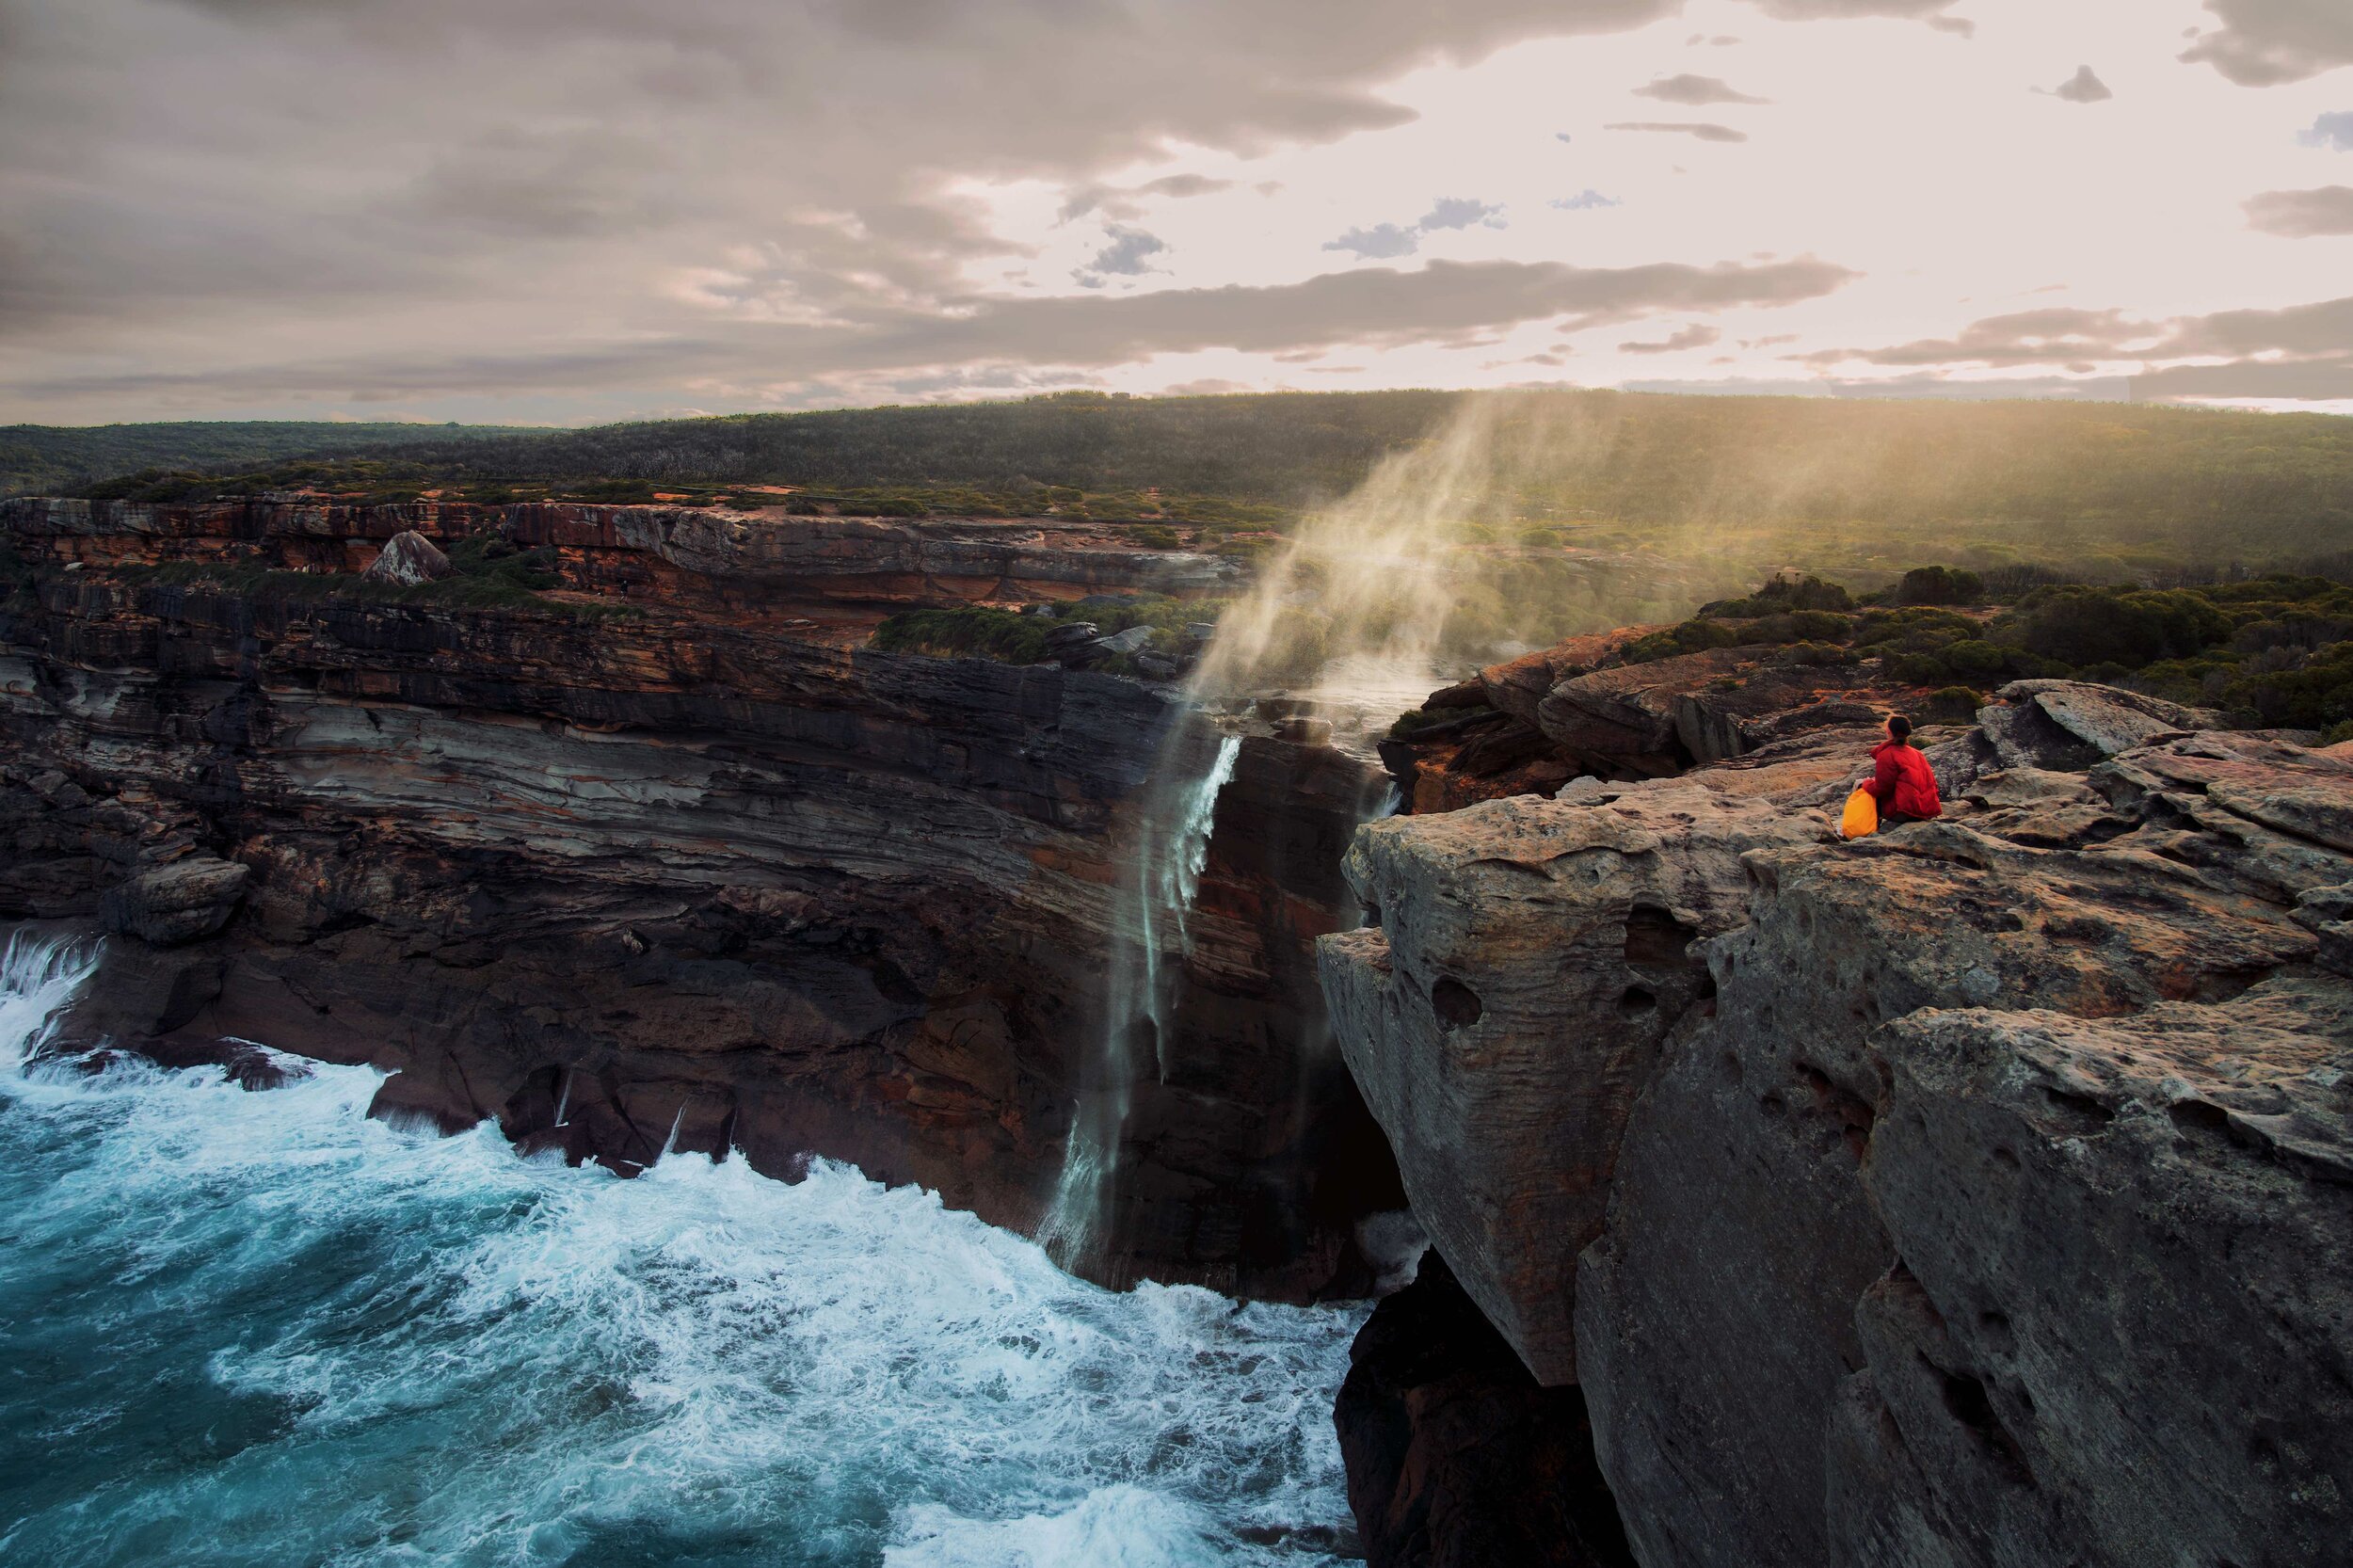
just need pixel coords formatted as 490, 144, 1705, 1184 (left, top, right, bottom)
1322, 775, 1821, 1382
1321, 691, 2353, 1566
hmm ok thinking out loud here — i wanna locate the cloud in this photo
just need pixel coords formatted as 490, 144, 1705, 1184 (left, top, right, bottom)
1747, 0, 1969, 23
1606, 121, 1751, 142
2041, 66, 2114, 103
1793, 306, 2162, 367
14, 256, 1860, 406
1073, 224, 1170, 285
1634, 73, 1770, 105
2245, 187, 2353, 237
0, 0, 1705, 365
2299, 113, 2353, 152
1551, 190, 1622, 210
1622, 373, 2129, 400
1327, 195, 1509, 258
1162, 377, 1253, 395
1620, 323, 1723, 353
1555, 131, 1576, 143
1324, 222, 1423, 260
1418, 196, 1509, 231
1786, 292, 2353, 402
2181, 0, 2353, 88
1057, 173, 1234, 224
2131, 358, 2353, 401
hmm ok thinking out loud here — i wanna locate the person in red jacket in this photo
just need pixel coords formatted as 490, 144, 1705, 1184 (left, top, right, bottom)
1860, 712, 1943, 826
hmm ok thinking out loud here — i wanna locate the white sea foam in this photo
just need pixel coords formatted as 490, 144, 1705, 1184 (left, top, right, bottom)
0, 935, 1363, 1567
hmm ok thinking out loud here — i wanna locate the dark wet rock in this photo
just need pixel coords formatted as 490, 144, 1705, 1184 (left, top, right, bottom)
1336, 1249, 1633, 1568
98, 857, 249, 947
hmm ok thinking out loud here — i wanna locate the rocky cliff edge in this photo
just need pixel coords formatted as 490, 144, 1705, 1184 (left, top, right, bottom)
1321, 682, 2352, 1567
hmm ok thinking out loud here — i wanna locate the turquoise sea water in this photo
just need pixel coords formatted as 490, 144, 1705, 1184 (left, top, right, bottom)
0, 936, 1363, 1567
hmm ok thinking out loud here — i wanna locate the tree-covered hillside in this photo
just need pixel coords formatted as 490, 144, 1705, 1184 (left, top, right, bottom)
20, 390, 2353, 574
0, 421, 537, 500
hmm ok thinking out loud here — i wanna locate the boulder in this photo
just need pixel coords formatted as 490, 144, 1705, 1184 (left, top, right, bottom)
360, 530, 452, 586
97, 856, 250, 946
1987, 679, 2224, 767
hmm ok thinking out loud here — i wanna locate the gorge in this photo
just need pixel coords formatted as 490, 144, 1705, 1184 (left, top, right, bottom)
5, 478, 2349, 1567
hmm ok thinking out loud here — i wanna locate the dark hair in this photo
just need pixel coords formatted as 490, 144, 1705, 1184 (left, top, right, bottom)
1886, 712, 1913, 740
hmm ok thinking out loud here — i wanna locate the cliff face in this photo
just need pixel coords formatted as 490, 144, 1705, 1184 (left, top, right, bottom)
1, 496, 1395, 1301
1322, 687, 2353, 1564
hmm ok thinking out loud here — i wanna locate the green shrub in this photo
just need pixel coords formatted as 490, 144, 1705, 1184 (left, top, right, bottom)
1926, 685, 1983, 723
1935, 638, 2015, 680
2217, 642, 2353, 730
1625, 617, 1741, 663
1737, 609, 1853, 646
1851, 607, 1978, 648
1895, 566, 1985, 606
557, 478, 657, 504
1698, 571, 1855, 619
2004, 585, 2231, 668
1127, 524, 1181, 549
870, 607, 1052, 663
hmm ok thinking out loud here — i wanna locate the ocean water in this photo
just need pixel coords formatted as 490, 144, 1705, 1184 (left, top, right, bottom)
0, 936, 1366, 1567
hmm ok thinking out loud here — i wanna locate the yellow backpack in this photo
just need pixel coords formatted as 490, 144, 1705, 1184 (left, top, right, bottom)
1841, 788, 1879, 840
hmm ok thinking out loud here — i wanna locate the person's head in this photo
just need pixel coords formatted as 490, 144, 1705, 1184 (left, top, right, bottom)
1884, 712, 1913, 744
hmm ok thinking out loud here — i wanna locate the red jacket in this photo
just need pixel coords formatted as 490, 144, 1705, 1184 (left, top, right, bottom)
1865, 741, 1943, 820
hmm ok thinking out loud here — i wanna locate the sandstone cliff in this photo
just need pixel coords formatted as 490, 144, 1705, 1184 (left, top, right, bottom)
1, 495, 1396, 1300
1322, 684, 2352, 1565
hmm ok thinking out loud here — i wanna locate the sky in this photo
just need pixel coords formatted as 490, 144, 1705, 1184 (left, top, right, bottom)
3, 0, 2351, 425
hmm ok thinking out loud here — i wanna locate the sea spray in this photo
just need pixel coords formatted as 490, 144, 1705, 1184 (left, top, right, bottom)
0, 938, 1364, 1567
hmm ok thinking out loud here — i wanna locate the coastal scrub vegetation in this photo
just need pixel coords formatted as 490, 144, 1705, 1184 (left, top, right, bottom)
1625, 569, 2353, 737
17, 390, 2353, 579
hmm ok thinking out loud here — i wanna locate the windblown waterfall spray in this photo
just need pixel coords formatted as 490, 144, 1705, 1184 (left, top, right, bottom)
1041, 728, 1241, 1273
1190, 391, 1545, 716
1042, 395, 1559, 1276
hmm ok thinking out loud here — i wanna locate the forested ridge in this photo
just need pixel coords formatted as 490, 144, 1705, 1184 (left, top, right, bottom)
0, 421, 532, 501
12, 390, 2353, 572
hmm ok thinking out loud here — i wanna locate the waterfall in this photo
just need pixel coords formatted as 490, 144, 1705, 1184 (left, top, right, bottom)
0, 932, 96, 1071
1040, 729, 1241, 1275
1042, 392, 1584, 1279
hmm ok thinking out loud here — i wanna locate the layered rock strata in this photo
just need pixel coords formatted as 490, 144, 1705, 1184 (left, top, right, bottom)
1322, 689, 2353, 1564
3, 495, 1239, 630
1, 496, 1388, 1300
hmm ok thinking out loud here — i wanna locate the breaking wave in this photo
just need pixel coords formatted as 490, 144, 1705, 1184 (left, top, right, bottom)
0, 936, 1363, 1567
